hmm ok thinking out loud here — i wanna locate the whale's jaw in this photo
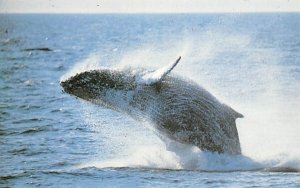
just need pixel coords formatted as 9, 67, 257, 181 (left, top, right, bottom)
60, 74, 98, 101
60, 69, 136, 101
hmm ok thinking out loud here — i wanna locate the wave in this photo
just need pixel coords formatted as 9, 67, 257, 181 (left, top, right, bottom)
77, 140, 300, 172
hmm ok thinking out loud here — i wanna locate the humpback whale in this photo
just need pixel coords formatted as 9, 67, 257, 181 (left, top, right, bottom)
60, 57, 243, 155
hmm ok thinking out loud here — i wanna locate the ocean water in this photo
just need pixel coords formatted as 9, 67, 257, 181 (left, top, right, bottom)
1, 13, 300, 187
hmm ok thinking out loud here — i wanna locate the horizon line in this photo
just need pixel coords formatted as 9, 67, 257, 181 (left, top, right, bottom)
1, 10, 300, 14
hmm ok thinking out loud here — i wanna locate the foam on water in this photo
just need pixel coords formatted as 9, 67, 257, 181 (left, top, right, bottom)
62, 25, 300, 172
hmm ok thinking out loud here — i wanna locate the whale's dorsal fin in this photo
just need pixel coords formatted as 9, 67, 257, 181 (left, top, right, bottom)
138, 56, 181, 85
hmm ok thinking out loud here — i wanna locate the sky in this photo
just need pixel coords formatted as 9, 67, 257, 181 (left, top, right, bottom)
0, 0, 299, 13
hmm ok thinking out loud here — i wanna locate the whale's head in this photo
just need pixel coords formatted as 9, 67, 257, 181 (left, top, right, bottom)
60, 69, 136, 104
61, 57, 181, 103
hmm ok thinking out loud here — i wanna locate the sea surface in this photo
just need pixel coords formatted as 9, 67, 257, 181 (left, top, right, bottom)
1, 13, 300, 187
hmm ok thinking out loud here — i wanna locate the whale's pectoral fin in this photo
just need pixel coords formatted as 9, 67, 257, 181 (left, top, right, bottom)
138, 56, 181, 85
234, 111, 244, 119
223, 104, 244, 119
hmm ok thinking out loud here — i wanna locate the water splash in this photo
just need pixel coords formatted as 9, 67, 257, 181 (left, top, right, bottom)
60, 53, 106, 82
62, 22, 300, 172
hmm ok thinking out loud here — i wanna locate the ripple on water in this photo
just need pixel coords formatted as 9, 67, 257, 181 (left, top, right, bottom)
12, 117, 44, 125
19, 127, 48, 134
264, 167, 300, 173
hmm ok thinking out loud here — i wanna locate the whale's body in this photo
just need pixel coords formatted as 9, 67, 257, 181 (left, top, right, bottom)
61, 57, 243, 155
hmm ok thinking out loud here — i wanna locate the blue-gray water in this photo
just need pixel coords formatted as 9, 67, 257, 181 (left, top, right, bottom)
1, 13, 300, 187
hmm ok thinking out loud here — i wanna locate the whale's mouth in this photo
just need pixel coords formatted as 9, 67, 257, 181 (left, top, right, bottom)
60, 74, 97, 100
60, 79, 71, 93
60, 76, 79, 95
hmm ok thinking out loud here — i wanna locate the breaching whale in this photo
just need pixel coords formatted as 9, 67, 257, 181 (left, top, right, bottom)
60, 57, 243, 155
